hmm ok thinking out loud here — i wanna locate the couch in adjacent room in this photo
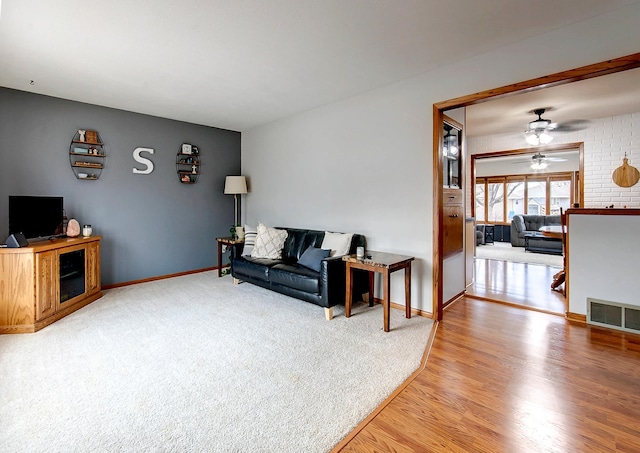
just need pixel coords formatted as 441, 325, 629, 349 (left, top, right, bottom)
231, 224, 367, 320
510, 214, 561, 247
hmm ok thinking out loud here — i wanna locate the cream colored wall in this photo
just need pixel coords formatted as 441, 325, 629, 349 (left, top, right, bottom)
242, 4, 640, 314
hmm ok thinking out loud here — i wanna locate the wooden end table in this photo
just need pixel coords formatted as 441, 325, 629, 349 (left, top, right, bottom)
343, 251, 415, 332
216, 236, 244, 277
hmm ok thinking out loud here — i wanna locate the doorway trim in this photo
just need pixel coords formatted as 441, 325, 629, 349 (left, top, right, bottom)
432, 52, 640, 321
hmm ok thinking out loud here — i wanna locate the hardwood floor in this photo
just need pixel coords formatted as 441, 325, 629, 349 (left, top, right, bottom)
466, 258, 566, 315
334, 298, 640, 452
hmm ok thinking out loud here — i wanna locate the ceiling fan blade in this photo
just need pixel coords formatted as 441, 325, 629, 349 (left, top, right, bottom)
553, 119, 591, 132
546, 157, 567, 162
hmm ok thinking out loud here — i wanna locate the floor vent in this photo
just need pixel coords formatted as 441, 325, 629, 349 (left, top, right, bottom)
587, 298, 640, 334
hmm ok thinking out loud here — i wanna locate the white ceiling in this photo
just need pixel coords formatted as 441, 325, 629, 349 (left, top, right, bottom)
0, 0, 637, 131
466, 67, 640, 138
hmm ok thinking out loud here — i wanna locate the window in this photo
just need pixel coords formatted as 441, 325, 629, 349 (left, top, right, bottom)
527, 180, 546, 215
549, 179, 571, 215
506, 181, 524, 220
475, 183, 485, 222
487, 181, 504, 223
475, 173, 572, 223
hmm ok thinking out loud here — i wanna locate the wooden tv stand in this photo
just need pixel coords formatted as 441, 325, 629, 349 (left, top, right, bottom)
0, 236, 102, 334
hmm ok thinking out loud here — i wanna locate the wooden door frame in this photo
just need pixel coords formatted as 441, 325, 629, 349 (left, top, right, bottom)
432, 52, 640, 321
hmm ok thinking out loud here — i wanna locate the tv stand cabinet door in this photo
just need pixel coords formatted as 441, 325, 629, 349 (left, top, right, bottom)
86, 241, 101, 296
36, 250, 58, 321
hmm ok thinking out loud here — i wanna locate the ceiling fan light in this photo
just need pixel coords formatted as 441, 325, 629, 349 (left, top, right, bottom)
450, 144, 459, 156
539, 131, 553, 144
525, 132, 539, 146
531, 160, 548, 170
525, 130, 553, 146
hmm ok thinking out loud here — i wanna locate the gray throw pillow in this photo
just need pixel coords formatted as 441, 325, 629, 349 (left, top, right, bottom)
297, 247, 331, 272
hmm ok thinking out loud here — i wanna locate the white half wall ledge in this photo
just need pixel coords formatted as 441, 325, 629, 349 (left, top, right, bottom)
567, 211, 640, 316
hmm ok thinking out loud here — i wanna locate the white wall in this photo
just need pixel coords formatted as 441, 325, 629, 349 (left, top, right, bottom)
568, 213, 640, 315
469, 112, 640, 208
242, 3, 640, 314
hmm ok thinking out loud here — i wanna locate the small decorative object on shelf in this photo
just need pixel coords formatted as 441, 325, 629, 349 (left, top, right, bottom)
86, 130, 98, 143
69, 129, 105, 180
67, 219, 80, 237
82, 224, 93, 237
176, 143, 200, 184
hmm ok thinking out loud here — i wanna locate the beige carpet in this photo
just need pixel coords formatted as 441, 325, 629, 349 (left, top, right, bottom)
476, 242, 562, 267
0, 271, 433, 452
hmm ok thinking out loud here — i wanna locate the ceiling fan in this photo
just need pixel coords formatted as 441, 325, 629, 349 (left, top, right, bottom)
529, 152, 567, 170
524, 108, 590, 146
509, 151, 567, 169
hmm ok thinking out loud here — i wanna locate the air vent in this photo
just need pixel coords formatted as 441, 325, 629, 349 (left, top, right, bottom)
587, 298, 640, 334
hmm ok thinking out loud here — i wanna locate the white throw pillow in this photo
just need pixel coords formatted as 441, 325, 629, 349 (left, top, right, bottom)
321, 231, 353, 257
242, 225, 258, 256
251, 223, 288, 259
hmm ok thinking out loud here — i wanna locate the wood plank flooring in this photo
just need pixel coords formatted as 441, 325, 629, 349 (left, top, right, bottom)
334, 298, 640, 452
466, 258, 566, 315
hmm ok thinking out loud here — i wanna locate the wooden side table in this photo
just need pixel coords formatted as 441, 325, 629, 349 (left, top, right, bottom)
216, 237, 244, 277
343, 251, 415, 332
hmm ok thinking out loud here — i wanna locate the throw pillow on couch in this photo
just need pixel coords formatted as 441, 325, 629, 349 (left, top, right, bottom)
251, 223, 288, 259
321, 231, 353, 256
242, 225, 258, 256
297, 247, 331, 272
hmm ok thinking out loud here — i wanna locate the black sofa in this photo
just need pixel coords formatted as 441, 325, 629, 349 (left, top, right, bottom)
231, 228, 366, 320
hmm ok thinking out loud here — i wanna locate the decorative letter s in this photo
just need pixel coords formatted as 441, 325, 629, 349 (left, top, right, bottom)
133, 147, 154, 174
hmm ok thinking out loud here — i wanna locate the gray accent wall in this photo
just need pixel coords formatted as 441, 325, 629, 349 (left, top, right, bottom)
0, 87, 241, 286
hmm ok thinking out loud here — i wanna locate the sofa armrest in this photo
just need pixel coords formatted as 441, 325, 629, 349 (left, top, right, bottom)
320, 255, 368, 308
510, 216, 527, 247
512, 215, 525, 234
320, 256, 346, 307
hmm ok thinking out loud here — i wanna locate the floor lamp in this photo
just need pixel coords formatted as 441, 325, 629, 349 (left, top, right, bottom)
224, 176, 248, 234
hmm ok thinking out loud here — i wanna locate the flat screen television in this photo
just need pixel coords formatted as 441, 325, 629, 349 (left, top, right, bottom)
8, 196, 64, 240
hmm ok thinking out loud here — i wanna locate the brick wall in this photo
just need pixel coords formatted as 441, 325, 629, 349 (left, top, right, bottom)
467, 112, 640, 211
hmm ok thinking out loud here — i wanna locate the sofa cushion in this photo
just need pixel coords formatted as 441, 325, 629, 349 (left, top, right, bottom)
270, 264, 321, 294
543, 215, 561, 226
252, 223, 288, 259
282, 229, 308, 261
523, 215, 545, 232
321, 231, 353, 257
233, 256, 283, 281
297, 247, 331, 272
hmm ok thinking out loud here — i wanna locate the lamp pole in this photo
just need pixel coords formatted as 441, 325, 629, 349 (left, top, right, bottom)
234, 193, 239, 228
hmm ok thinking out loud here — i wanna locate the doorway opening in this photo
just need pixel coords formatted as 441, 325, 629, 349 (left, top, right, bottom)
432, 52, 640, 321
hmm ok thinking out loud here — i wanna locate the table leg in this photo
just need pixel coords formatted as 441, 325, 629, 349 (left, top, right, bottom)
217, 241, 223, 277
368, 271, 375, 307
383, 270, 390, 332
345, 262, 353, 318
405, 261, 412, 319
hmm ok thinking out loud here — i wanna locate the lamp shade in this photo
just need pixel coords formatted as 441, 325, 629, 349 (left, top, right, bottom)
224, 176, 247, 194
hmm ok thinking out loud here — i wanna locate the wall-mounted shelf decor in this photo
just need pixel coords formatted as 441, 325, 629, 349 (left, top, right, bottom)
69, 129, 105, 180
176, 143, 200, 184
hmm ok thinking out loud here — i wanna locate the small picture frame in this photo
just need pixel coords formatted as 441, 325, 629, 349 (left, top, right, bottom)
182, 143, 192, 155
